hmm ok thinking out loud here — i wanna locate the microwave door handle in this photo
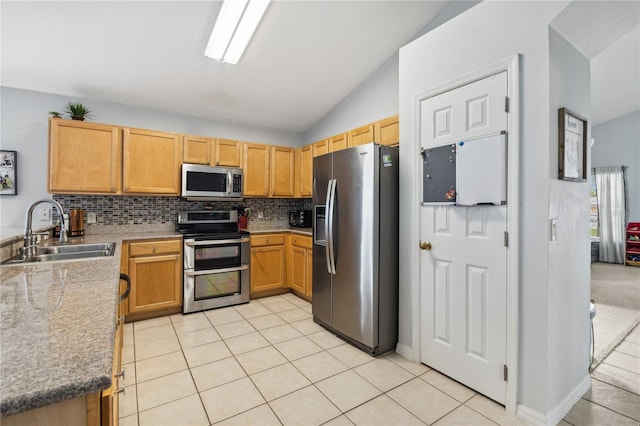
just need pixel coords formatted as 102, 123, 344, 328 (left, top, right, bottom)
227, 172, 232, 194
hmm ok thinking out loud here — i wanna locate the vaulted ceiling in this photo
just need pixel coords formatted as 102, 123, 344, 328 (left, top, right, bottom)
1, 1, 638, 132
1, 1, 451, 132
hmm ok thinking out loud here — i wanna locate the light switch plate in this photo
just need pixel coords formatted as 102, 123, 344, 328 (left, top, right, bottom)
87, 212, 97, 224
550, 218, 558, 241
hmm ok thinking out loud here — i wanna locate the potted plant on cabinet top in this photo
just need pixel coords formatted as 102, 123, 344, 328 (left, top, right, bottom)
49, 111, 63, 119
64, 102, 93, 121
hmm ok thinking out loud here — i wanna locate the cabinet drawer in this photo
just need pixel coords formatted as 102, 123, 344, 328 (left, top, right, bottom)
251, 234, 285, 247
291, 235, 312, 249
129, 239, 182, 257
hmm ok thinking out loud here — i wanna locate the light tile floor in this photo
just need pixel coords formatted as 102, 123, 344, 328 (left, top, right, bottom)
119, 294, 639, 425
562, 323, 640, 425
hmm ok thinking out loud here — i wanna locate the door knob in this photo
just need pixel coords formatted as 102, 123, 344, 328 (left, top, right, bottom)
419, 241, 432, 251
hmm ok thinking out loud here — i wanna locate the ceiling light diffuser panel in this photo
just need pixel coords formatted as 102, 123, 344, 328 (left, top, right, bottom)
205, 0, 271, 64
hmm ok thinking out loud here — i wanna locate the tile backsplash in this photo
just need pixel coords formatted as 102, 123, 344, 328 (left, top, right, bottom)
52, 195, 311, 226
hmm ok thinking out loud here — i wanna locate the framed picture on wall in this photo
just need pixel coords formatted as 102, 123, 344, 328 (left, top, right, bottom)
558, 108, 587, 181
0, 150, 17, 195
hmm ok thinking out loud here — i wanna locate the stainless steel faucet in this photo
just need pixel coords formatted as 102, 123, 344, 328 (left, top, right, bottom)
24, 199, 68, 257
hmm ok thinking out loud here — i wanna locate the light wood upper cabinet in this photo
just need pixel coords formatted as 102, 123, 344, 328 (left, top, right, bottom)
299, 145, 313, 197
329, 133, 348, 152
49, 119, 121, 194
348, 123, 376, 147
123, 128, 182, 195
183, 135, 211, 165
215, 139, 243, 167
243, 143, 270, 197
270, 146, 295, 197
313, 139, 329, 157
376, 114, 399, 146
183, 136, 243, 167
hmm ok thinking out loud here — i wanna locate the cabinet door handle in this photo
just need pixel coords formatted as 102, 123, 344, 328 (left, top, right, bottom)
115, 367, 125, 379
119, 273, 131, 303
117, 384, 126, 394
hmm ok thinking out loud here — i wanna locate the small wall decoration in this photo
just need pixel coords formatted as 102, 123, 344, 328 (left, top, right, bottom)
558, 108, 587, 181
0, 150, 17, 195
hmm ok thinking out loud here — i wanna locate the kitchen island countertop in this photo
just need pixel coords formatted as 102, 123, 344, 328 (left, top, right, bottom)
0, 229, 180, 417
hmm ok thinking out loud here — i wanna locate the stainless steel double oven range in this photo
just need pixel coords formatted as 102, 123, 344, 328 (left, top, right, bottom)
177, 210, 250, 314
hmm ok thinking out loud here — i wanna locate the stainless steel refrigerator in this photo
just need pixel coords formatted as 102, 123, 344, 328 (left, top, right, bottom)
312, 142, 399, 356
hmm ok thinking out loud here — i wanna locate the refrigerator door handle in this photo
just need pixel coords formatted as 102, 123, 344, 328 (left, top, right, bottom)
325, 179, 333, 274
327, 178, 337, 275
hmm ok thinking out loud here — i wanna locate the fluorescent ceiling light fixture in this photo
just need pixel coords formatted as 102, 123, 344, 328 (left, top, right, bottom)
205, 0, 271, 64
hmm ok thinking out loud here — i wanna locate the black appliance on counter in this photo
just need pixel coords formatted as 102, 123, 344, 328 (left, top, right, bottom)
288, 210, 312, 228
177, 210, 250, 314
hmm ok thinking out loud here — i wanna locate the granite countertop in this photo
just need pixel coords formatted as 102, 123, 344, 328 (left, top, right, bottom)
0, 228, 181, 417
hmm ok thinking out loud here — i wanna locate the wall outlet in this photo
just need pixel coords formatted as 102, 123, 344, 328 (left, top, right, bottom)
87, 212, 97, 224
550, 218, 558, 241
257, 211, 264, 219
38, 208, 51, 221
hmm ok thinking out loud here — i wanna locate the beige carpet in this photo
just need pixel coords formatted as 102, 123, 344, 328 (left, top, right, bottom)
590, 262, 640, 368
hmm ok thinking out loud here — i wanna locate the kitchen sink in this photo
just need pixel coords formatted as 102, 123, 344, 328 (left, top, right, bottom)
1, 242, 116, 265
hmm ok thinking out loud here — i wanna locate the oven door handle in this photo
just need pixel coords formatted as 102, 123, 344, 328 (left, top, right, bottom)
185, 238, 250, 246
184, 265, 249, 277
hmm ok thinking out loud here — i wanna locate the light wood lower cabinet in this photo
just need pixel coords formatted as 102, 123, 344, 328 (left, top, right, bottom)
100, 315, 122, 426
2, 393, 102, 426
250, 234, 286, 295
287, 235, 313, 300
125, 239, 182, 321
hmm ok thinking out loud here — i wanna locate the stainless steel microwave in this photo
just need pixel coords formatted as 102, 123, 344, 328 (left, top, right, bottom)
181, 164, 243, 201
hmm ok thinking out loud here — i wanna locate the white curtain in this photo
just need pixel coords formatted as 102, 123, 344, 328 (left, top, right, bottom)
594, 167, 626, 263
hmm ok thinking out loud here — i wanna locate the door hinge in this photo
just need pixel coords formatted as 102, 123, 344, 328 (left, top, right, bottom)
505, 96, 510, 113
504, 231, 509, 247
503, 365, 508, 381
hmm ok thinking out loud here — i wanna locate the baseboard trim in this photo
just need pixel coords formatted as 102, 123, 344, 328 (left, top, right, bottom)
395, 343, 415, 361
547, 375, 592, 425
516, 375, 591, 425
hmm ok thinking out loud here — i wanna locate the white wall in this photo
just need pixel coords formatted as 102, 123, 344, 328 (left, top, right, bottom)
399, 1, 593, 422
592, 110, 640, 222
0, 87, 303, 229
304, 1, 479, 145
547, 27, 592, 415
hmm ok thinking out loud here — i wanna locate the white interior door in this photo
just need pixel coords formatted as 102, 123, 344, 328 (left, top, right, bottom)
419, 71, 509, 404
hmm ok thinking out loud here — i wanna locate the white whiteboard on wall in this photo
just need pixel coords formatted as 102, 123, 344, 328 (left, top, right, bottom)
455, 132, 507, 206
